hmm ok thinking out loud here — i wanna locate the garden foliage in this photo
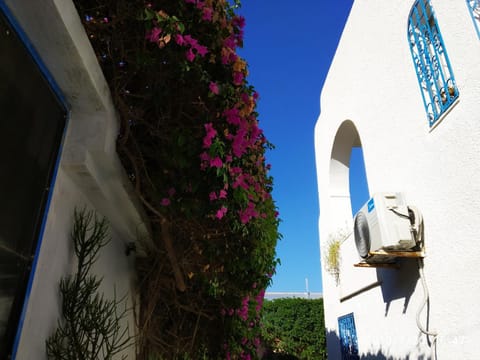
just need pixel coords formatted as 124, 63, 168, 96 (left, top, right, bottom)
46, 209, 131, 360
72, 0, 280, 358
261, 298, 326, 360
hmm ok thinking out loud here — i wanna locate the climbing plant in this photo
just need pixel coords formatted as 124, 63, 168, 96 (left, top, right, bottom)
72, 0, 280, 358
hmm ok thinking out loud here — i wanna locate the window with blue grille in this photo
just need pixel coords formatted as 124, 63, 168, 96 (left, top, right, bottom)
338, 313, 360, 360
467, 0, 480, 38
408, 0, 459, 127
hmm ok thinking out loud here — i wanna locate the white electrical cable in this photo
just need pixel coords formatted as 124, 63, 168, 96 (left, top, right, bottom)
417, 258, 438, 360
409, 206, 438, 360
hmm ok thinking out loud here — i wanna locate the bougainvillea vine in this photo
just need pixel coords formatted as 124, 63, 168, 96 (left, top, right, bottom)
73, 0, 280, 358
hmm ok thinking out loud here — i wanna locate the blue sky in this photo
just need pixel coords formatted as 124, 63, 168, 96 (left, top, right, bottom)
238, 1, 355, 293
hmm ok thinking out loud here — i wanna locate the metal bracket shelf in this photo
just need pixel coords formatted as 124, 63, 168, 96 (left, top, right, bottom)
354, 249, 425, 269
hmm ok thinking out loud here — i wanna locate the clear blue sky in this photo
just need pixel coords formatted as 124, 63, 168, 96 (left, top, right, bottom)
237, 1, 355, 293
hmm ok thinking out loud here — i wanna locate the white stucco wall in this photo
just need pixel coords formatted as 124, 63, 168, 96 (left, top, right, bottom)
315, 1, 480, 359
3, 0, 150, 358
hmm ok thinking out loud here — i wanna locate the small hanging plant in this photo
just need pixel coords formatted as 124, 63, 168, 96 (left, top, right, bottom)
324, 228, 350, 286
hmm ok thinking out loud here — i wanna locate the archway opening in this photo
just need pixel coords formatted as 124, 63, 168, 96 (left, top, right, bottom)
328, 120, 369, 229
349, 147, 369, 216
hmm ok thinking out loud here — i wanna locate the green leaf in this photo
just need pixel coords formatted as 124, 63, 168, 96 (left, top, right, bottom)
144, 8, 154, 21
177, 22, 185, 33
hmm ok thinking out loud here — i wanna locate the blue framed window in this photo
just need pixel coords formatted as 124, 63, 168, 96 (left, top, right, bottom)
408, 0, 459, 127
467, 0, 480, 38
0, 3, 67, 357
338, 313, 360, 360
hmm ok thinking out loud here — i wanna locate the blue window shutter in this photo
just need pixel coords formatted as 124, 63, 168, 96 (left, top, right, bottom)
338, 313, 360, 360
408, 0, 459, 127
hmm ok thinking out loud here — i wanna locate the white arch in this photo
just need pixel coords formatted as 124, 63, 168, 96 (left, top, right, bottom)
327, 120, 363, 232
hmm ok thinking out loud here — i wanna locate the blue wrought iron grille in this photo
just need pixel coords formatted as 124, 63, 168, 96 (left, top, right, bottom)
408, 0, 459, 127
338, 313, 360, 360
467, 0, 480, 38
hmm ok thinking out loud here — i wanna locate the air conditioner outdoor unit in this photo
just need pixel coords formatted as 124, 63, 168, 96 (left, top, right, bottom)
354, 193, 417, 259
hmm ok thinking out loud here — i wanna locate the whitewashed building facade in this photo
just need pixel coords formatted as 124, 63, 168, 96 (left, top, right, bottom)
0, 0, 148, 358
315, 1, 480, 359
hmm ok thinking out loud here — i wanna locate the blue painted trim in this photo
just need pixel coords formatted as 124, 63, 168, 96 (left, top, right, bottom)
10, 128, 68, 360
367, 198, 375, 213
338, 313, 359, 360
407, 0, 459, 128
0, 1, 69, 110
0, 2, 70, 358
467, 0, 480, 39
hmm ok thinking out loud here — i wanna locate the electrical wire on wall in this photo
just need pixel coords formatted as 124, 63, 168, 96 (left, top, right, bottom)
409, 206, 438, 360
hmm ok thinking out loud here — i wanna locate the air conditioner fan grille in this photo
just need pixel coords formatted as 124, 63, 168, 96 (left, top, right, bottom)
354, 211, 370, 259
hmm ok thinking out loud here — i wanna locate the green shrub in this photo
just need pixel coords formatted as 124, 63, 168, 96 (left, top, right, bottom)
261, 298, 326, 360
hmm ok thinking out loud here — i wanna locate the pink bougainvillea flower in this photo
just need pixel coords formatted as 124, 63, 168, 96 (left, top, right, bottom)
209, 191, 217, 201
196, 0, 205, 9
185, 48, 195, 62
160, 198, 171, 206
199, 151, 210, 162
195, 44, 208, 57
219, 189, 227, 199
224, 36, 236, 49
203, 122, 217, 148
146, 27, 162, 42
238, 201, 259, 224
175, 34, 185, 46
235, 29, 244, 44
232, 135, 247, 157
232, 15, 246, 29
229, 52, 238, 64
223, 108, 241, 125
210, 157, 223, 168
209, 81, 219, 95
233, 71, 244, 85
258, 288, 266, 298
216, 206, 228, 219
250, 126, 262, 145
203, 136, 213, 148
230, 166, 242, 175
183, 35, 198, 47
202, 7, 213, 21
239, 212, 249, 224
232, 174, 248, 190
